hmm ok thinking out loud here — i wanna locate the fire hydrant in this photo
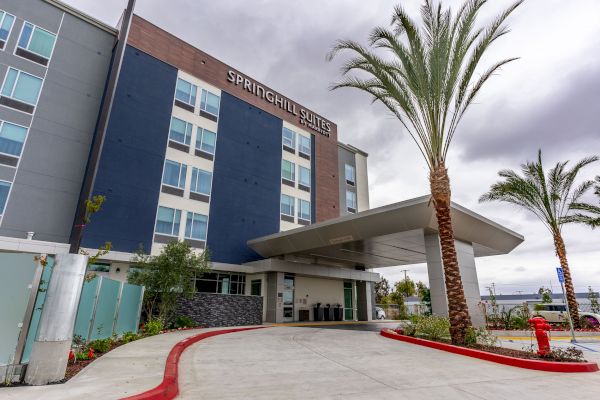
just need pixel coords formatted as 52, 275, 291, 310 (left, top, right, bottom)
528, 317, 551, 356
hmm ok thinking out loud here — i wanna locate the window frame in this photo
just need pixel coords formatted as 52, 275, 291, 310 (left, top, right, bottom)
15, 21, 57, 63
282, 127, 296, 151
280, 193, 295, 217
162, 159, 187, 189
298, 166, 311, 190
345, 163, 356, 186
174, 77, 197, 108
200, 89, 220, 117
298, 134, 311, 157
1, 67, 44, 108
184, 211, 208, 241
196, 127, 217, 155
298, 199, 311, 222
0, 10, 16, 49
154, 206, 182, 237
168, 116, 192, 146
346, 190, 357, 212
190, 167, 212, 196
0, 119, 28, 159
281, 159, 295, 184
196, 272, 246, 295
0, 179, 11, 216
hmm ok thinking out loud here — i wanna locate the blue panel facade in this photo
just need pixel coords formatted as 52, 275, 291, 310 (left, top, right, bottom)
81, 46, 177, 252
207, 92, 282, 264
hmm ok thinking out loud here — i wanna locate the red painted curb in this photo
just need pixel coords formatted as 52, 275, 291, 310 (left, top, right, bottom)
380, 329, 599, 373
121, 326, 267, 400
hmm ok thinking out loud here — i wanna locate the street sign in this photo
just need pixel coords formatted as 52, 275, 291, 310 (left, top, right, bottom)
556, 267, 564, 283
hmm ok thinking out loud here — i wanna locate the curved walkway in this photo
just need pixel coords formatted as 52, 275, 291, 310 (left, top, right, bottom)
178, 327, 600, 399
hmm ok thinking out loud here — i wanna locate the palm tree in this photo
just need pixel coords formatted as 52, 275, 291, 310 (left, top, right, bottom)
480, 151, 598, 328
569, 176, 600, 229
327, 0, 523, 344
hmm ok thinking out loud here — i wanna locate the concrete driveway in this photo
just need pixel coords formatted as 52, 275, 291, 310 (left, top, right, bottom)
179, 326, 600, 399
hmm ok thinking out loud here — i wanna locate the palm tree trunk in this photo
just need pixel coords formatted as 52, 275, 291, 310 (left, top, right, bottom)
553, 232, 580, 328
430, 165, 473, 345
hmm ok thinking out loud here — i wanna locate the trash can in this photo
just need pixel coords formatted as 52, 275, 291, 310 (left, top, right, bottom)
299, 309, 310, 322
333, 305, 343, 321
313, 303, 324, 321
324, 304, 334, 321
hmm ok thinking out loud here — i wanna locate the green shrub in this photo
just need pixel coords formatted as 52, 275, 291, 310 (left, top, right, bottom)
75, 351, 91, 361
510, 315, 529, 330
143, 319, 163, 336
403, 323, 417, 336
121, 331, 140, 344
414, 315, 450, 340
88, 338, 112, 353
171, 316, 197, 329
464, 327, 477, 346
544, 347, 584, 362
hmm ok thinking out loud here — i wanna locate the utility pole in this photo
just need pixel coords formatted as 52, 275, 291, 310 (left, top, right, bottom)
400, 269, 410, 297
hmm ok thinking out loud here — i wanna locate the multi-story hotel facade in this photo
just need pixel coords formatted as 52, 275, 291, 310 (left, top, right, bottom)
0, 0, 524, 327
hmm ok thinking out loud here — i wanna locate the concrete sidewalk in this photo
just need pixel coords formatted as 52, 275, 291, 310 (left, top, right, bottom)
178, 326, 600, 400
0, 327, 232, 400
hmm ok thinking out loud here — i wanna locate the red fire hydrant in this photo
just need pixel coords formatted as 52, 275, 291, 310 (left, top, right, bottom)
528, 317, 551, 356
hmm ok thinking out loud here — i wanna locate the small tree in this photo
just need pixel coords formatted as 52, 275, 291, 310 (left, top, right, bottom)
375, 277, 391, 304
128, 241, 210, 323
538, 287, 553, 304
395, 276, 416, 298
588, 286, 600, 314
416, 281, 432, 315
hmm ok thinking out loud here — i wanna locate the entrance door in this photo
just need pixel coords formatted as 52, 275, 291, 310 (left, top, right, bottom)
343, 281, 354, 320
283, 275, 295, 322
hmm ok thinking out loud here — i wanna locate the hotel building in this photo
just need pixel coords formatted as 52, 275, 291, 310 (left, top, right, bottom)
0, 0, 523, 327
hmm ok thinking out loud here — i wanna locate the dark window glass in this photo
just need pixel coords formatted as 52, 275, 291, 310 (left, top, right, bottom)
196, 279, 217, 293
251, 280, 261, 296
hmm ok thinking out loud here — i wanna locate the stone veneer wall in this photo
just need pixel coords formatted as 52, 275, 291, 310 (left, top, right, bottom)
176, 293, 263, 327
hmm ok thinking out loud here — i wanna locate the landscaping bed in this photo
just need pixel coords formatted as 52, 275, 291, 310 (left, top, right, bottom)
381, 329, 599, 372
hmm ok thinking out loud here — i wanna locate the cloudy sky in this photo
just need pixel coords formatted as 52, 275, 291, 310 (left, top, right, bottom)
64, 0, 600, 295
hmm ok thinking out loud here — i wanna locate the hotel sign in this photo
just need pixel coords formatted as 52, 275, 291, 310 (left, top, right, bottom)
226, 70, 331, 137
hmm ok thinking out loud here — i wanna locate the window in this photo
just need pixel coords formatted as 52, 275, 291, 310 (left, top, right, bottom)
298, 199, 311, 221
282, 127, 295, 150
299, 134, 311, 156
196, 272, 246, 295
200, 89, 220, 116
0, 181, 10, 215
1, 68, 43, 107
299, 166, 311, 190
169, 116, 192, 145
175, 78, 197, 108
17, 22, 56, 64
281, 194, 295, 217
162, 160, 187, 189
185, 212, 208, 241
281, 159, 295, 183
155, 206, 181, 236
190, 167, 212, 195
0, 121, 27, 157
251, 279, 262, 296
346, 190, 357, 212
345, 163, 356, 185
0, 11, 15, 48
196, 128, 216, 155
87, 263, 110, 273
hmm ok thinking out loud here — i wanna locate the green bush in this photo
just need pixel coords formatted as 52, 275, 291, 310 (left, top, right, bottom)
171, 315, 197, 329
75, 351, 91, 361
143, 319, 163, 336
414, 315, 450, 340
464, 327, 477, 346
88, 338, 112, 353
121, 331, 140, 344
403, 323, 417, 336
510, 315, 529, 330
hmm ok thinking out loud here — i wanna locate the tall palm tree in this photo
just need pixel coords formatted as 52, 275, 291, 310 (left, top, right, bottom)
327, 0, 523, 344
480, 151, 598, 328
569, 176, 600, 229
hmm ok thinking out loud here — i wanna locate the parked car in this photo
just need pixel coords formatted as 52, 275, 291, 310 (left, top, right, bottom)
375, 306, 386, 320
533, 303, 600, 326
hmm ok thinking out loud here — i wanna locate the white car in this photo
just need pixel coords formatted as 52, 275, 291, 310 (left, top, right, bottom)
375, 306, 386, 320
533, 304, 600, 326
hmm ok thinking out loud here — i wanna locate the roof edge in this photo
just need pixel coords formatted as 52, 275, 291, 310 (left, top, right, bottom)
43, 0, 118, 35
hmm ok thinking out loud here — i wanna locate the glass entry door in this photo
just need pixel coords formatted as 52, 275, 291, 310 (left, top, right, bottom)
283, 275, 295, 322
343, 281, 353, 320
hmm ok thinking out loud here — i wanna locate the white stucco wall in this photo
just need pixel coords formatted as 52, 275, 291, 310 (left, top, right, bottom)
294, 276, 344, 321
